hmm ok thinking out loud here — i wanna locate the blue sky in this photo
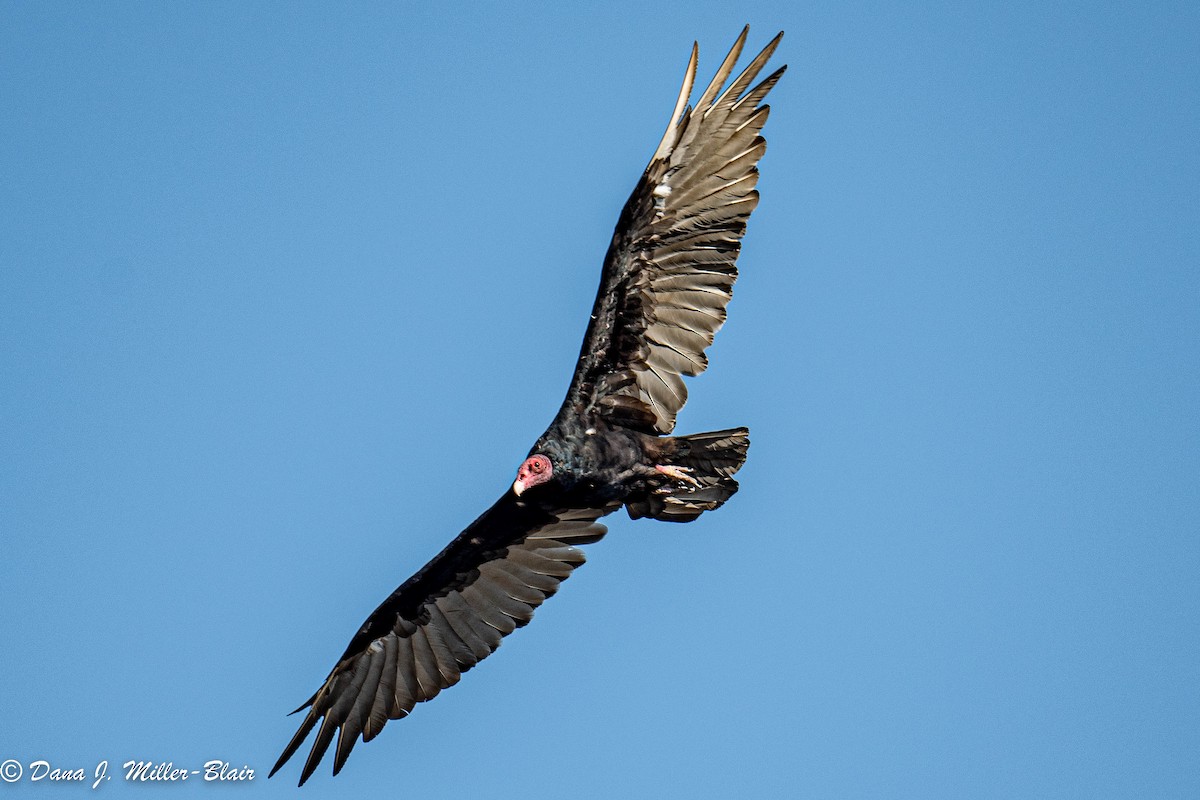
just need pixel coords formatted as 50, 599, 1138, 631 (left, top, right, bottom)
2, 2, 1198, 798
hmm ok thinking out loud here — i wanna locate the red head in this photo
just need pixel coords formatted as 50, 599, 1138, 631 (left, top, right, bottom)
513, 455, 553, 497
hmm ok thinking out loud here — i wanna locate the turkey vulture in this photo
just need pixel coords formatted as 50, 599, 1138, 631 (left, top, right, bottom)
271, 27, 785, 784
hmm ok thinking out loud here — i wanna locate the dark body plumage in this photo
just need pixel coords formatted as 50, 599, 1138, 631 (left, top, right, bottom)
271, 27, 783, 785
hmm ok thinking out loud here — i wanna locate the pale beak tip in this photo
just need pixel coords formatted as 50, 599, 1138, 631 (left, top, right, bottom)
512, 480, 525, 497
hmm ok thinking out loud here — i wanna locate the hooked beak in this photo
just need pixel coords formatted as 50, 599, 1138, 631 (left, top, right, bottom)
512, 478, 526, 497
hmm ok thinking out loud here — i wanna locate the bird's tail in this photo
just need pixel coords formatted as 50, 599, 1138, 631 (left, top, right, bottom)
627, 427, 750, 523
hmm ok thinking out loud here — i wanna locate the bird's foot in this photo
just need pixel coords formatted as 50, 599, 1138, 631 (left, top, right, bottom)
655, 464, 701, 488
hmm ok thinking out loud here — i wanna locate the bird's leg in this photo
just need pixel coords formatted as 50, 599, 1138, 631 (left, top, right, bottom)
655, 464, 701, 488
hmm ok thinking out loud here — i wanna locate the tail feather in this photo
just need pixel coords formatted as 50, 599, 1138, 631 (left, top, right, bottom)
628, 427, 749, 523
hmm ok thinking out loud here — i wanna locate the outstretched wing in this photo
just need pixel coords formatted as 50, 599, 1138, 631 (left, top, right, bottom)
270, 496, 611, 785
557, 28, 785, 435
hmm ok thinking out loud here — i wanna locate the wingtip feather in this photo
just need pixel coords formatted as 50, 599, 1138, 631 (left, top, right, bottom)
651, 41, 698, 163
269, 706, 320, 781
693, 26, 749, 112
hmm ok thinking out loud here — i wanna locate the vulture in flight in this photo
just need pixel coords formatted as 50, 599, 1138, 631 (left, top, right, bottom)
271, 27, 785, 784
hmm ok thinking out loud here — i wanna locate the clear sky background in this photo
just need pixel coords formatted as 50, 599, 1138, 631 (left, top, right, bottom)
2, 3, 1198, 798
